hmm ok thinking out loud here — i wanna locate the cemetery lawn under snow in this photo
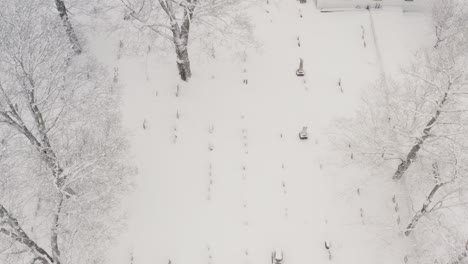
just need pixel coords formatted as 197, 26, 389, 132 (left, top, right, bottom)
96, 2, 432, 264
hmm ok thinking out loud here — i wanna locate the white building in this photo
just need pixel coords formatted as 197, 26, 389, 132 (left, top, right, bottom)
316, 0, 433, 12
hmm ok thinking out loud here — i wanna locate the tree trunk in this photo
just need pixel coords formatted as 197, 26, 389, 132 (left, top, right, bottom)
51, 195, 64, 264
405, 181, 445, 236
393, 89, 450, 180
54, 0, 82, 55
158, 0, 195, 81
393, 139, 424, 180
175, 43, 192, 81
173, 6, 193, 82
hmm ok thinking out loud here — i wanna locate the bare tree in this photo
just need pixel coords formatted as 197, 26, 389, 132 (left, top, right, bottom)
334, 39, 468, 181
333, 0, 468, 182
118, 0, 254, 81
334, 48, 468, 264
331, 1, 468, 262
391, 55, 463, 180
0, 1, 131, 263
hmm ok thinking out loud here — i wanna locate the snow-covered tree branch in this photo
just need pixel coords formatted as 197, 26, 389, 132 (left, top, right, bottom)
0, 1, 132, 263
117, 0, 254, 81
332, 0, 468, 262
0, 204, 53, 264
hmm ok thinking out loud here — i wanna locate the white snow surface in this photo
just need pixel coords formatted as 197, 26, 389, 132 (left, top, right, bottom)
93, 2, 432, 264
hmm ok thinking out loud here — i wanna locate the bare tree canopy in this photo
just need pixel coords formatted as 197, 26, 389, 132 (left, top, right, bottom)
117, 0, 254, 81
332, 0, 468, 262
0, 1, 131, 263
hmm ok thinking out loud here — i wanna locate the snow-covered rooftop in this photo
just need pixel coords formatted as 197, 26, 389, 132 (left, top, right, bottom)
316, 0, 433, 11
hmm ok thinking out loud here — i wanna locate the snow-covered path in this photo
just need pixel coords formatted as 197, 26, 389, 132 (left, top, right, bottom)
105, 2, 431, 264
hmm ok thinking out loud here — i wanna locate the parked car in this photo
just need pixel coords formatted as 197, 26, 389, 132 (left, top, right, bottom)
271, 249, 284, 264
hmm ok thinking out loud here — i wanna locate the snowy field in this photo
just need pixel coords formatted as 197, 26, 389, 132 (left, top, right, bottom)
100, 2, 432, 264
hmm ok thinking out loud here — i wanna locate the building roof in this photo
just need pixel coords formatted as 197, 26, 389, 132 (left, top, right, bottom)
316, 0, 433, 12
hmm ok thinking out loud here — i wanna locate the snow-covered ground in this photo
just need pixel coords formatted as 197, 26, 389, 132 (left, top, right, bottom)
99, 2, 432, 264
